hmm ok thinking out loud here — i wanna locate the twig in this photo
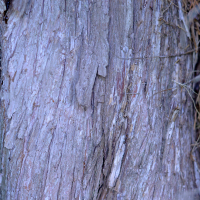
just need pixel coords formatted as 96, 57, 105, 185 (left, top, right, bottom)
162, 2, 172, 15
187, 74, 200, 84
191, 23, 198, 52
152, 81, 197, 98
152, 87, 175, 96
167, 0, 187, 13
173, 80, 200, 116
158, 17, 187, 33
117, 48, 198, 60
192, 134, 200, 152
176, 24, 187, 33
184, 74, 200, 85
184, 70, 200, 84
186, 84, 198, 95
184, 44, 190, 50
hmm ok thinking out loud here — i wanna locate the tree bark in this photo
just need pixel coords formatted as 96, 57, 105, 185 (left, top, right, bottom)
0, 0, 198, 199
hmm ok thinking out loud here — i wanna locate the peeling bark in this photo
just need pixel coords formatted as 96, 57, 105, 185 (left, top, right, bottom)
0, 0, 5, 17
0, 0, 198, 199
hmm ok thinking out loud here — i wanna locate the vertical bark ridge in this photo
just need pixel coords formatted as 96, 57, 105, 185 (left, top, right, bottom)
0, 0, 197, 199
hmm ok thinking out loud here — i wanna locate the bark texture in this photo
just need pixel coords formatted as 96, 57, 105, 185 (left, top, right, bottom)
0, 0, 198, 199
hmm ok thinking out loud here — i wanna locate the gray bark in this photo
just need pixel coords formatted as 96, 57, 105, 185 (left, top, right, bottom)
0, 0, 198, 199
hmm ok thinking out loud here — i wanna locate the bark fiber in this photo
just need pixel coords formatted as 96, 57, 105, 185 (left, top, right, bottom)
0, 0, 198, 199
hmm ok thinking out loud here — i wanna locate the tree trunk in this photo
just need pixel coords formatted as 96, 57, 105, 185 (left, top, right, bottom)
0, 0, 198, 199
